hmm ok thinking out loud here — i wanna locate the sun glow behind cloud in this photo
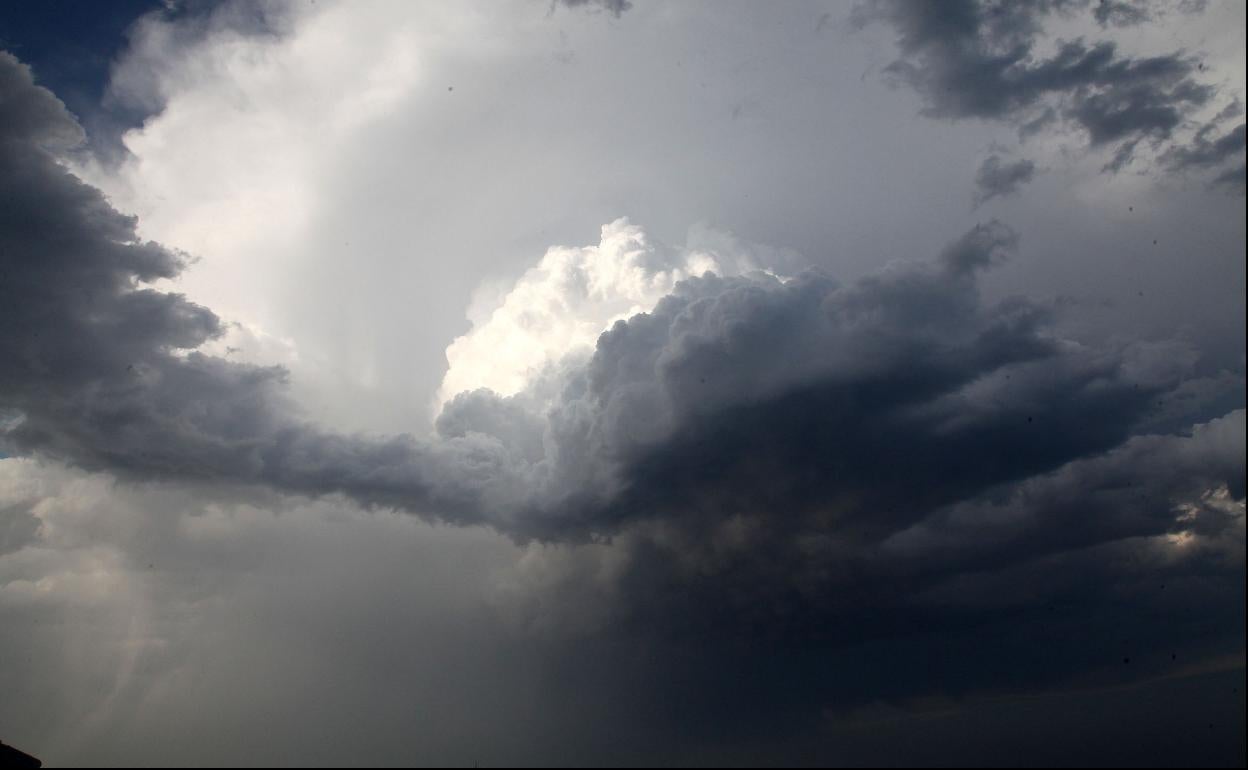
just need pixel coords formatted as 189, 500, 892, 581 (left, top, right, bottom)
435, 217, 763, 412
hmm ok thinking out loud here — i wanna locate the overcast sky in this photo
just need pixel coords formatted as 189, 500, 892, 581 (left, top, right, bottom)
0, 1, 1245, 766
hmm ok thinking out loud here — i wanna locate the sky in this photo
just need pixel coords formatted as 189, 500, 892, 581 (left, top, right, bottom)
0, 0, 1244, 766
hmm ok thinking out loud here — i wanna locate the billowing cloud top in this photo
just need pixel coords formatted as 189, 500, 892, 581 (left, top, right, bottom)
436, 218, 753, 411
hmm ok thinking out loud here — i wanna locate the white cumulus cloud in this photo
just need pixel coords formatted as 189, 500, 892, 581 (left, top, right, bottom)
435, 217, 764, 412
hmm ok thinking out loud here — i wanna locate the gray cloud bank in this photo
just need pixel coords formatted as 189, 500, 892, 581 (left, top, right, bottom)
1, 45, 1245, 750
857, 0, 1245, 181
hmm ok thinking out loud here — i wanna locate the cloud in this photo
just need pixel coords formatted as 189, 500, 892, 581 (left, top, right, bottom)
1092, 0, 1212, 27
1, 41, 1244, 760
0, 499, 40, 557
434, 215, 1243, 551
973, 154, 1038, 205
856, 0, 1221, 175
4, 47, 1242, 545
3, 456, 1240, 766
555, 0, 633, 18
1212, 162, 1246, 192
1093, 0, 1152, 28
435, 218, 754, 412
1162, 121, 1246, 191
0, 51, 523, 531
491, 408, 1243, 734
0, 456, 535, 767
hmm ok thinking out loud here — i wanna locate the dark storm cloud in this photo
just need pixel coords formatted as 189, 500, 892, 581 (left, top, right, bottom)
494, 408, 1242, 733
2, 45, 1244, 738
856, 0, 1219, 173
435, 218, 1242, 573
4, 48, 1241, 542
489, 433, 1242, 759
973, 153, 1037, 205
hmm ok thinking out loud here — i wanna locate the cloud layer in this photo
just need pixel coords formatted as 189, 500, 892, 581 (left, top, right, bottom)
3, 48, 1243, 544
1, 9, 1245, 760
857, 0, 1245, 180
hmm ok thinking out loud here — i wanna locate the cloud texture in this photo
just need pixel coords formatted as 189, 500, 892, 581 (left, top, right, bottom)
3, 49, 1243, 544
973, 153, 1038, 204
857, 0, 1244, 180
1, 4, 1245, 759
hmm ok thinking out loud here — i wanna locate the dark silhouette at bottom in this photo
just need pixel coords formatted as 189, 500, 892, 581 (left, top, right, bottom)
0, 740, 41, 768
